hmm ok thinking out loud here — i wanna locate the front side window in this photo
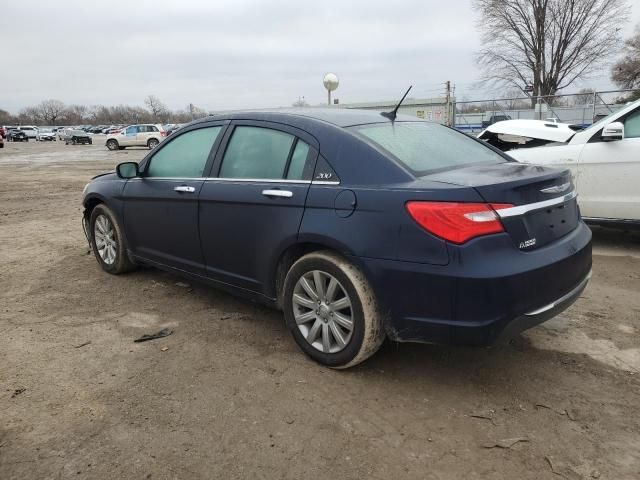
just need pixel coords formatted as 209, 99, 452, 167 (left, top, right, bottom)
147, 126, 222, 178
624, 109, 640, 139
219, 126, 295, 179
351, 122, 506, 176
125, 126, 137, 135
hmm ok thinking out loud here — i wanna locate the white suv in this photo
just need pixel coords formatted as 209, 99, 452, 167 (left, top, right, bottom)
105, 124, 166, 150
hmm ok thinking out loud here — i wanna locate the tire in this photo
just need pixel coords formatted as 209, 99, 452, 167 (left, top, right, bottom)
89, 204, 136, 275
282, 251, 384, 369
72, 138, 77, 145
148, 138, 159, 149
88, 139, 92, 145
106, 139, 119, 151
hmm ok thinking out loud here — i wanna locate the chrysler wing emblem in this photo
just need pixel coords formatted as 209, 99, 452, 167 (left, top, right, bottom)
540, 182, 571, 194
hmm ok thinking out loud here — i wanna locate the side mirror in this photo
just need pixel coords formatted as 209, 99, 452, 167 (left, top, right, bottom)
116, 162, 139, 179
601, 122, 624, 141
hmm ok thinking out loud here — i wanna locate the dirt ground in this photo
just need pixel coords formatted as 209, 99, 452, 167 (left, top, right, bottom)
1, 138, 639, 480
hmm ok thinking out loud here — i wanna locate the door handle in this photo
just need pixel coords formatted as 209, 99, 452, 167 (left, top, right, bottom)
174, 186, 196, 193
262, 189, 293, 198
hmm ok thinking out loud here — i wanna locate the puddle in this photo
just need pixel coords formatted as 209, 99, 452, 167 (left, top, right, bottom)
527, 317, 640, 373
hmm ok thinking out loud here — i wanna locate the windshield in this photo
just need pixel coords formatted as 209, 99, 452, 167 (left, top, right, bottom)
351, 122, 506, 176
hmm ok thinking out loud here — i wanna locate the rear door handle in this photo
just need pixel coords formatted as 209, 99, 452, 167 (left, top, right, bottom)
262, 189, 293, 198
174, 186, 196, 193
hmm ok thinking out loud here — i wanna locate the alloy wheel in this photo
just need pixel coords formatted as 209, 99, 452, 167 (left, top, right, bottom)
292, 270, 354, 353
94, 214, 117, 265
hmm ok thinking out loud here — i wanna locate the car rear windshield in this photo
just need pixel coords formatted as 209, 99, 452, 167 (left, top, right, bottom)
350, 122, 507, 176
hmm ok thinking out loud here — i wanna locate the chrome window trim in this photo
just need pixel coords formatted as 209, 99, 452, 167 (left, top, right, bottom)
129, 177, 207, 181
129, 177, 312, 183
496, 190, 577, 218
205, 177, 312, 184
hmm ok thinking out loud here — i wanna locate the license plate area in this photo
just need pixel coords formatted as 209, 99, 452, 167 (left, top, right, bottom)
501, 200, 579, 250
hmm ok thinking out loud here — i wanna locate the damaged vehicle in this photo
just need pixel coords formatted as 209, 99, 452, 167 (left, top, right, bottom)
82, 109, 591, 368
479, 99, 640, 228
64, 129, 92, 145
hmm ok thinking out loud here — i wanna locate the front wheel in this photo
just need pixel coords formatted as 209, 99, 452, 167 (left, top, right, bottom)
89, 204, 136, 274
106, 139, 119, 151
148, 138, 159, 149
283, 251, 385, 369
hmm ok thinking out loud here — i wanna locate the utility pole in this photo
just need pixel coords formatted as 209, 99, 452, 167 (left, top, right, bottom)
445, 80, 451, 126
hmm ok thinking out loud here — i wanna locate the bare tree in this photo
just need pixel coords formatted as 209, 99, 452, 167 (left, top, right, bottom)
144, 95, 168, 121
611, 25, 640, 100
474, 0, 629, 99
36, 99, 67, 125
18, 106, 42, 124
572, 88, 595, 105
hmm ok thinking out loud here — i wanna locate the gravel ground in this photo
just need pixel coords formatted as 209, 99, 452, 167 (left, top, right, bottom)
1, 138, 639, 479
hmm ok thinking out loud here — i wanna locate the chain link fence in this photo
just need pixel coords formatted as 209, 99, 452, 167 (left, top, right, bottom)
454, 89, 639, 134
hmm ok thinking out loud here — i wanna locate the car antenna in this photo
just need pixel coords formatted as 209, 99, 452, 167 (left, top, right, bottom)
381, 86, 412, 122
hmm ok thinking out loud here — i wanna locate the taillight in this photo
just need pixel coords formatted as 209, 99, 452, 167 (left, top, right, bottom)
160, 131, 167, 137
406, 201, 513, 244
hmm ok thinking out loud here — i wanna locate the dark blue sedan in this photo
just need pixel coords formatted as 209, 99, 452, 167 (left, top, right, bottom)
82, 109, 592, 368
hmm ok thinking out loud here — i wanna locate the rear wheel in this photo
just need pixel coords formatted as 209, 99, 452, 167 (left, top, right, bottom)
89, 204, 136, 274
148, 138, 159, 149
106, 139, 119, 151
283, 251, 385, 368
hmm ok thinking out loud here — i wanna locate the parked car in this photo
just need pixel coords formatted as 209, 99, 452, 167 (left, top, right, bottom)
479, 98, 640, 228
0, 126, 5, 139
481, 114, 512, 128
2, 126, 18, 138
105, 124, 166, 150
7, 129, 28, 142
165, 124, 183, 136
18, 125, 38, 139
82, 109, 592, 368
57, 128, 72, 140
64, 129, 92, 145
36, 128, 57, 141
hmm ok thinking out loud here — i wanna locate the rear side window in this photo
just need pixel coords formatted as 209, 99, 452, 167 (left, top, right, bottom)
220, 126, 295, 179
286, 140, 310, 180
351, 122, 506, 175
147, 126, 222, 178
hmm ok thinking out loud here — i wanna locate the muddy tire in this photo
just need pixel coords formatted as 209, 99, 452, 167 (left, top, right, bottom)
89, 204, 136, 275
283, 251, 385, 369
106, 139, 119, 151
148, 138, 159, 149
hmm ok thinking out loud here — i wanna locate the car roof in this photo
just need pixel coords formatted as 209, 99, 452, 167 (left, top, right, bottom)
196, 108, 423, 128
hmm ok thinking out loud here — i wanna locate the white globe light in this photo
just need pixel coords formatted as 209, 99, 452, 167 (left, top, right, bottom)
323, 73, 339, 92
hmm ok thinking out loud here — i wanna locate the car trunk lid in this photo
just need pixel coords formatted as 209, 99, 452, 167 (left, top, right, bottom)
424, 162, 579, 251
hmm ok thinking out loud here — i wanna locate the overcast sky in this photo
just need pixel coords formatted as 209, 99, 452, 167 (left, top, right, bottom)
1, 0, 638, 113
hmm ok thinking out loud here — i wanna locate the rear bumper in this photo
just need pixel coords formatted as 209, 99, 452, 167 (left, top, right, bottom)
354, 221, 592, 346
